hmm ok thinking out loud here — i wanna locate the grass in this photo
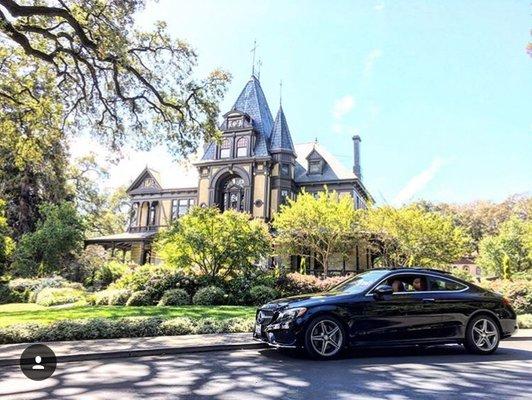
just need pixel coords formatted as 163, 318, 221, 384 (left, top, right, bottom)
0, 303, 256, 327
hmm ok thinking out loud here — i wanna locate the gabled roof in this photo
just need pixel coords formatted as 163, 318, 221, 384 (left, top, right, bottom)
270, 106, 295, 154
127, 164, 199, 193
293, 142, 357, 183
126, 167, 163, 193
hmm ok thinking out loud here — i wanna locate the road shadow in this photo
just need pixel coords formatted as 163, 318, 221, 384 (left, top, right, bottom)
1, 343, 531, 399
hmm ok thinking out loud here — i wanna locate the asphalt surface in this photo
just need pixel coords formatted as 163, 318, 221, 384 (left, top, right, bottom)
1, 340, 531, 400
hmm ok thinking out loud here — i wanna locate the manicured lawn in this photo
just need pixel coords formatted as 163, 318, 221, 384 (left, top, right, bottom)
0, 303, 256, 327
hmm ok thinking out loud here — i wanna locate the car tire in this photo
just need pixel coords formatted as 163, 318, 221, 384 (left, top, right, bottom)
464, 314, 500, 355
303, 315, 346, 360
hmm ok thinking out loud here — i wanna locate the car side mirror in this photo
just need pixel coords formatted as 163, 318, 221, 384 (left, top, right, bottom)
373, 284, 393, 299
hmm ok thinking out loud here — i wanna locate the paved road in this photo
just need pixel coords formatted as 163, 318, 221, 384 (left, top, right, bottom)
1, 340, 531, 400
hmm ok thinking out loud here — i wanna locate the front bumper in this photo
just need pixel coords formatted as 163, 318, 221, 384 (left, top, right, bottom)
253, 320, 303, 348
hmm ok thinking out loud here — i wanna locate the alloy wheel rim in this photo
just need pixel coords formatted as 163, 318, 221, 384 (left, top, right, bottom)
310, 320, 343, 357
472, 318, 498, 351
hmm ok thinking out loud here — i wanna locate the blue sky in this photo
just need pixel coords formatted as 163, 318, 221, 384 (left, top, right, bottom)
74, 0, 531, 205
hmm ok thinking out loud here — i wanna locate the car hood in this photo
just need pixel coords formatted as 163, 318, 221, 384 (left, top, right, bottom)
262, 291, 354, 310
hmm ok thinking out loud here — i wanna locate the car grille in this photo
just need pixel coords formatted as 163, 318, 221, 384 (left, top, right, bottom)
256, 309, 275, 325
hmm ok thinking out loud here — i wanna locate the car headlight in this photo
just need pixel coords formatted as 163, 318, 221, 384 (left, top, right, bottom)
277, 307, 307, 321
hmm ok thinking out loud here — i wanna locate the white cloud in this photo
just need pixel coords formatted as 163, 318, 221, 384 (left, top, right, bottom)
374, 3, 385, 11
332, 95, 356, 120
393, 157, 447, 205
363, 49, 383, 78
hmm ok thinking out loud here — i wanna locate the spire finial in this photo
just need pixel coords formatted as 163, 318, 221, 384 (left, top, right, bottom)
257, 58, 263, 80
250, 40, 258, 76
279, 80, 283, 106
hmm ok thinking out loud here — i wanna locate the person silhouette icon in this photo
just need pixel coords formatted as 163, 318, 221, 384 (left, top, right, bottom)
32, 356, 45, 370
20, 344, 56, 380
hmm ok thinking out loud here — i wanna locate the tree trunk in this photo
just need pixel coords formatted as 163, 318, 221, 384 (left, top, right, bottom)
17, 168, 34, 237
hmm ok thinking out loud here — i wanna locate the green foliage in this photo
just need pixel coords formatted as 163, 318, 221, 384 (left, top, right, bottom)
35, 287, 86, 307
477, 216, 532, 278
0, 2, 231, 160
273, 189, 361, 275
157, 206, 271, 279
0, 48, 71, 239
0, 315, 255, 344
362, 205, 470, 267
518, 314, 532, 329
416, 195, 531, 253
0, 199, 14, 273
480, 279, 532, 314
249, 285, 279, 306
159, 317, 197, 335
8, 276, 83, 304
225, 271, 275, 305
69, 154, 130, 238
126, 290, 153, 307
112, 264, 198, 302
11, 202, 85, 277
193, 286, 227, 305
95, 261, 129, 289
450, 268, 476, 283
88, 289, 132, 306
0, 282, 25, 304
275, 272, 351, 297
157, 289, 190, 306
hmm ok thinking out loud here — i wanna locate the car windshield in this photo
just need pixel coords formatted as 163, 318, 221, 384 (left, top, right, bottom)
330, 270, 390, 294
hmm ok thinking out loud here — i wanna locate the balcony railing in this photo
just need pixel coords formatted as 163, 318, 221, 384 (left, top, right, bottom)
128, 225, 167, 233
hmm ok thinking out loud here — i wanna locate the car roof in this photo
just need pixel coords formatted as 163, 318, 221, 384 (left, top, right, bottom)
369, 267, 452, 275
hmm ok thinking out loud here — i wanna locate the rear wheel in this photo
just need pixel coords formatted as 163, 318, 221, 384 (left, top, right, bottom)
464, 315, 500, 354
304, 316, 345, 360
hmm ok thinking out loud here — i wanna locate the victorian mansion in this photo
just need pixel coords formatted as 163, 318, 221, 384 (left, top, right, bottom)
86, 75, 374, 273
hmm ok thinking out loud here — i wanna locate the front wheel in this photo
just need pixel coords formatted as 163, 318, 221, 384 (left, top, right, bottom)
303, 315, 345, 360
464, 315, 500, 354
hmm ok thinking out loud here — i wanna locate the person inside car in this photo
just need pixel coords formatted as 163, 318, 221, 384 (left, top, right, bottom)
412, 277, 427, 291
391, 279, 405, 293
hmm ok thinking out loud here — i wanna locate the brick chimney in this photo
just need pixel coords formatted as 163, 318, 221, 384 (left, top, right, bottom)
352, 135, 362, 180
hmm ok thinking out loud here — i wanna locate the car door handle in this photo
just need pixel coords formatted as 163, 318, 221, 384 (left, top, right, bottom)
422, 298, 435, 302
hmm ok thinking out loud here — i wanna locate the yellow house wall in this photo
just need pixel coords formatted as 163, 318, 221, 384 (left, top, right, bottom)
253, 174, 266, 218
159, 199, 172, 226
131, 243, 143, 265
198, 177, 210, 205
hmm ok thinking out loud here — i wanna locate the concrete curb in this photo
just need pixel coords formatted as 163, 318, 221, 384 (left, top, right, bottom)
0, 341, 268, 367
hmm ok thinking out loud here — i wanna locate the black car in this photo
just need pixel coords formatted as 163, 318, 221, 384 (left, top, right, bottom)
253, 268, 518, 360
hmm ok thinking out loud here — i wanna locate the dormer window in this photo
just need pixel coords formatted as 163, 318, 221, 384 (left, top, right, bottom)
236, 137, 248, 157
220, 139, 231, 158
309, 160, 323, 174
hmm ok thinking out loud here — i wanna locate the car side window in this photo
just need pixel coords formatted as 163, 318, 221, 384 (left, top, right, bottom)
386, 274, 428, 293
429, 277, 467, 291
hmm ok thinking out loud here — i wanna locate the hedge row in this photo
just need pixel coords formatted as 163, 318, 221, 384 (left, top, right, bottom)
0, 316, 255, 344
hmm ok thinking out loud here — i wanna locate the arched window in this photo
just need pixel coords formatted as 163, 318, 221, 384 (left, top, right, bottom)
221, 176, 245, 212
220, 139, 231, 158
236, 137, 248, 157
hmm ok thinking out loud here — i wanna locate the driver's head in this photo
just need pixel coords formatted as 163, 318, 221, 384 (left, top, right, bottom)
412, 277, 426, 291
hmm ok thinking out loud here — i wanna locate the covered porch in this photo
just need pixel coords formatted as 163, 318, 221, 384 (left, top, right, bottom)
84, 231, 157, 265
